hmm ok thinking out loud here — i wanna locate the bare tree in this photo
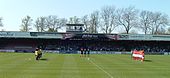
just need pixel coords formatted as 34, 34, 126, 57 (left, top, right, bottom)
46, 15, 66, 32
156, 27, 166, 34
130, 29, 138, 34
100, 6, 118, 34
46, 15, 57, 32
68, 16, 80, 24
116, 6, 139, 34
0, 17, 4, 31
167, 27, 170, 34
58, 18, 67, 31
150, 12, 170, 34
34, 16, 47, 32
20, 16, 33, 32
0, 17, 3, 27
139, 10, 153, 34
89, 11, 100, 33
81, 15, 90, 32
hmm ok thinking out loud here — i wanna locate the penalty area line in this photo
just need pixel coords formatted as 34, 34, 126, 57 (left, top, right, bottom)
89, 59, 113, 78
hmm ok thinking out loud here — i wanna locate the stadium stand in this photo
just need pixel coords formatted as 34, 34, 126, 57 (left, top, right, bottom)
0, 31, 170, 54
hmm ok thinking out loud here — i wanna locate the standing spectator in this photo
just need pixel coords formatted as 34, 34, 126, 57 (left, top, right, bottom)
84, 48, 87, 57
87, 48, 90, 57
80, 48, 84, 57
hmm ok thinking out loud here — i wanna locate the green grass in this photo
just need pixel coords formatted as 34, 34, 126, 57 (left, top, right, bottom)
0, 53, 170, 78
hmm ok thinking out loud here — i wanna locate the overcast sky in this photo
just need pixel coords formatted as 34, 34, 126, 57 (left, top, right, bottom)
0, 0, 170, 32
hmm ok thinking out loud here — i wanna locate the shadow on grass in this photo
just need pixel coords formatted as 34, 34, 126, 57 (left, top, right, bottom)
40, 58, 48, 61
144, 60, 152, 62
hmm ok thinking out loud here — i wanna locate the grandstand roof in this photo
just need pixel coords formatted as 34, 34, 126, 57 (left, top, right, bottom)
0, 31, 170, 41
66, 24, 84, 26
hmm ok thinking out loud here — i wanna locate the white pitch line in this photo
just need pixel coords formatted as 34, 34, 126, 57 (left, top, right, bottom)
89, 59, 113, 78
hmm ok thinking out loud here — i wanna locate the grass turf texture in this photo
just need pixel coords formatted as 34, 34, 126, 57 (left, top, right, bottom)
0, 53, 170, 78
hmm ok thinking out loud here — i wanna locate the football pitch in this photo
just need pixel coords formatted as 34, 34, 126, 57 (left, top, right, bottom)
0, 53, 170, 78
